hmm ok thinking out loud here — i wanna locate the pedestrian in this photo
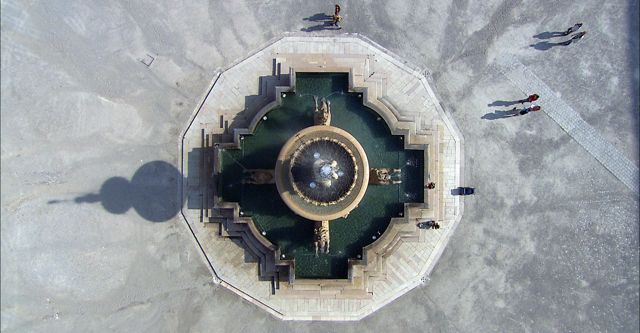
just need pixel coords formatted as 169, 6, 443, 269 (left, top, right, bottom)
519, 94, 539, 104
417, 220, 432, 229
562, 31, 586, 45
519, 105, 542, 115
332, 14, 343, 29
563, 23, 583, 36
426, 182, 436, 189
417, 220, 441, 229
332, 4, 342, 29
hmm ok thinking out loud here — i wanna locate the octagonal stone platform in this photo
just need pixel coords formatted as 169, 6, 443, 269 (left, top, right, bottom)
180, 34, 464, 321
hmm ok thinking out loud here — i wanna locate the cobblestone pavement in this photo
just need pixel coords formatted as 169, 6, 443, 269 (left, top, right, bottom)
496, 54, 639, 193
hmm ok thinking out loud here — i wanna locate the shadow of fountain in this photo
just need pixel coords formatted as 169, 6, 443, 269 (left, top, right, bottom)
49, 161, 182, 222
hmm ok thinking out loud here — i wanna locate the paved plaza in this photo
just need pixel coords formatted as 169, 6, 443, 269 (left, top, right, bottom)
1, 0, 638, 331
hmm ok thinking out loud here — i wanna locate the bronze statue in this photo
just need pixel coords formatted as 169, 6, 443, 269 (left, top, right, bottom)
313, 96, 331, 126
369, 168, 402, 185
242, 169, 275, 184
314, 220, 330, 256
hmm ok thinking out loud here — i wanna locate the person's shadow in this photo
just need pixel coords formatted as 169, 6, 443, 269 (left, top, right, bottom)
488, 100, 522, 107
533, 31, 566, 39
301, 13, 337, 32
530, 40, 569, 51
481, 109, 520, 120
48, 161, 182, 222
303, 13, 332, 22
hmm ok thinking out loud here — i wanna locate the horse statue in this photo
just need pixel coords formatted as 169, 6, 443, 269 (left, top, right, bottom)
314, 220, 330, 256
369, 168, 402, 185
242, 169, 275, 184
313, 96, 331, 126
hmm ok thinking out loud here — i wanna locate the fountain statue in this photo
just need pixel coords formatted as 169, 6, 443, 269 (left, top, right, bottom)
369, 168, 402, 185
314, 220, 330, 256
313, 158, 340, 188
313, 96, 331, 126
242, 169, 275, 184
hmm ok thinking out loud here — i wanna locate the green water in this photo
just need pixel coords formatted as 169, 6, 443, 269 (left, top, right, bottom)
218, 73, 423, 279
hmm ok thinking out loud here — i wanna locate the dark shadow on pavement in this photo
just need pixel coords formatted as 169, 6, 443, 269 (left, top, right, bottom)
533, 31, 566, 39
530, 41, 568, 51
481, 109, 520, 120
488, 100, 521, 107
48, 161, 182, 222
301, 22, 339, 32
301, 12, 338, 32
303, 13, 332, 22
224, 63, 291, 134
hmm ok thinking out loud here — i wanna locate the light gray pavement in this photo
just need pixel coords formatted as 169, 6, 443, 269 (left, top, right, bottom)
1, 0, 638, 332
495, 53, 639, 193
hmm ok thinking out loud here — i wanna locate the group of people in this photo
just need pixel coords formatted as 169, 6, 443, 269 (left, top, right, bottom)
417, 220, 440, 230
505, 24, 589, 117
560, 23, 587, 46
512, 93, 542, 116
320, 8, 587, 50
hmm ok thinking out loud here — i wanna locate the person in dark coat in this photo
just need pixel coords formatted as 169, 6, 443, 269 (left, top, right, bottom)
562, 31, 587, 45
519, 105, 542, 115
563, 23, 583, 36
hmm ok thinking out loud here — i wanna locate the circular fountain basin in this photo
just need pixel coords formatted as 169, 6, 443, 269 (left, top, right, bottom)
275, 125, 369, 221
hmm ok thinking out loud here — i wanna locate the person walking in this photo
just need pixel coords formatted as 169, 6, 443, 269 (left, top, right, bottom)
332, 4, 342, 29
332, 14, 343, 29
417, 220, 440, 229
519, 94, 539, 104
519, 105, 542, 115
563, 23, 583, 36
562, 31, 586, 45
